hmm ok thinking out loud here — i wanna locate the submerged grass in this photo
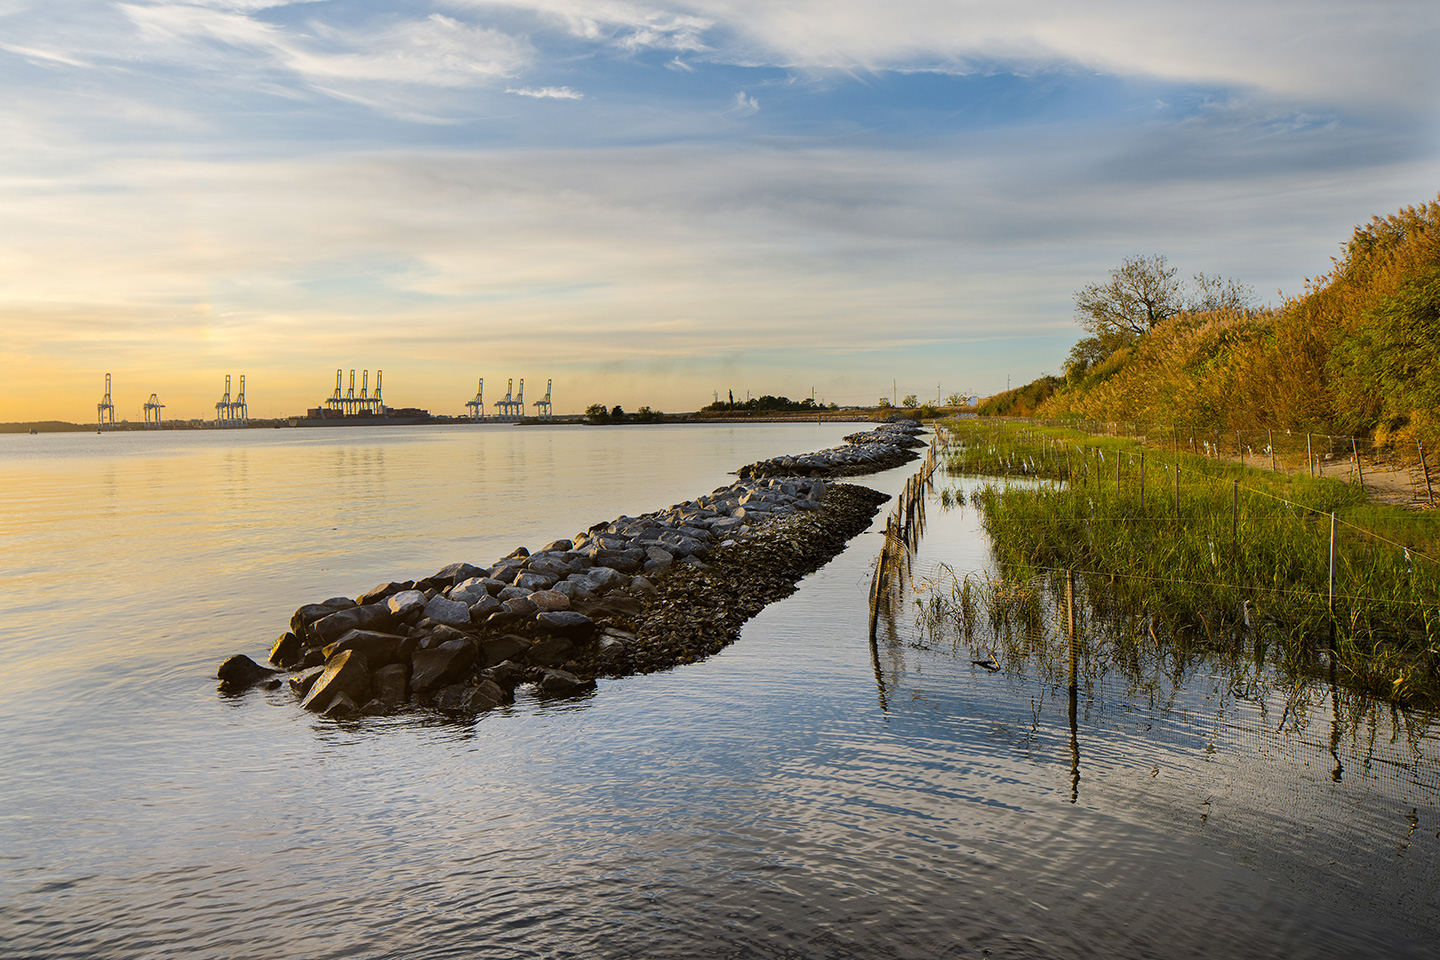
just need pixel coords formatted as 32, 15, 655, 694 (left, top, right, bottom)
933, 419, 1440, 708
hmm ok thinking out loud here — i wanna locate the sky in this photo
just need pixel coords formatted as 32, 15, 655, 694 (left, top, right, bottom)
1, 0, 1436, 421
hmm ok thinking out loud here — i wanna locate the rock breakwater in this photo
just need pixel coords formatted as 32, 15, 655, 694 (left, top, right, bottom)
739, 419, 925, 479
219, 474, 890, 720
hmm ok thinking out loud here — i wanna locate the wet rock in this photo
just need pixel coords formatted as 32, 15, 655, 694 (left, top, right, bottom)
356, 581, 412, 606
322, 692, 359, 719
290, 598, 355, 638
268, 631, 302, 668
552, 580, 596, 601
323, 629, 406, 665
480, 634, 531, 668
309, 603, 393, 646
538, 669, 596, 696
486, 659, 527, 690
373, 663, 408, 703
580, 566, 627, 592
422, 595, 472, 628
410, 640, 477, 694
359, 698, 389, 717
289, 665, 325, 696
217, 654, 279, 692
527, 635, 575, 667
535, 610, 597, 642
301, 649, 371, 712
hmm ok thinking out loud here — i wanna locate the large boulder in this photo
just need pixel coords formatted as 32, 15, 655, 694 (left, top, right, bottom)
385, 589, 428, 618
468, 594, 502, 621
515, 570, 558, 591
300, 649, 371, 712
535, 611, 597, 642
480, 634, 531, 668
448, 578, 491, 606
410, 640, 477, 694
435, 562, 486, 585
289, 597, 356, 637
217, 654, 278, 692
268, 631, 302, 668
538, 669, 596, 696
527, 635, 575, 667
372, 663, 408, 703
423, 595, 472, 628
322, 629, 406, 665
434, 679, 509, 714
529, 589, 570, 612
579, 566, 627, 592
288, 665, 324, 696
356, 581, 412, 606
308, 603, 394, 645
502, 595, 538, 617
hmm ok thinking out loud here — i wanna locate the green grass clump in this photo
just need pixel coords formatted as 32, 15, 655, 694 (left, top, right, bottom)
936, 419, 1440, 708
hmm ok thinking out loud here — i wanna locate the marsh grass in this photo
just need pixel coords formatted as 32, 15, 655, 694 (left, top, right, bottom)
932, 420, 1440, 708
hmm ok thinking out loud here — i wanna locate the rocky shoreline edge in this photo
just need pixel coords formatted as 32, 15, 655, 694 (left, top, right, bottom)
218, 421, 922, 720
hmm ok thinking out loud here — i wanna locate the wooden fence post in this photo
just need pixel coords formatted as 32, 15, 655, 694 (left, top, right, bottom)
1269, 429, 1277, 472
1307, 433, 1314, 478
1139, 451, 1145, 510
1352, 438, 1364, 489
1232, 478, 1239, 542
1419, 441, 1434, 506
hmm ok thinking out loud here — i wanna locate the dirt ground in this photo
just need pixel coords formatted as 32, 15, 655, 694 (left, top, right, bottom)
1250, 451, 1437, 510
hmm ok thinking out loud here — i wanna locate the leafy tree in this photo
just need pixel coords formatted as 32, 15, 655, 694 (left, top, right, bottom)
944, 393, 967, 406
585, 403, 608, 422
1075, 255, 1253, 343
877, 397, 892, 409
902, 394, 919, 408
610, 404, 626, 420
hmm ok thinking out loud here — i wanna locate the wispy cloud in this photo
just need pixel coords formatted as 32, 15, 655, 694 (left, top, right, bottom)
730, 91, 758, 114
507, 84, 583, 99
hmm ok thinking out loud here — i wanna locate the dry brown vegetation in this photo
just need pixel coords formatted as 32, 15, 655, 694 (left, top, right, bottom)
1040, 195, 1440, 446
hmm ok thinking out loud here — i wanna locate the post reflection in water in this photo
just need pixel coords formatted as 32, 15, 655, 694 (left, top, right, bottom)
872, 465, 1440, 944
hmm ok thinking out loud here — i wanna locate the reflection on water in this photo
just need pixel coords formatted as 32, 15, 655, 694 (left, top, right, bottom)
875, 473, 1440, 943
1, 427, 1437, 958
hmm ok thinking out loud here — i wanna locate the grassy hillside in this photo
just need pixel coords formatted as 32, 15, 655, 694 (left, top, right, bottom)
1032, 196, 1440, 444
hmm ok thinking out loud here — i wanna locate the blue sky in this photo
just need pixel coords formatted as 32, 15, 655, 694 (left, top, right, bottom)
1, 0, 1437, 419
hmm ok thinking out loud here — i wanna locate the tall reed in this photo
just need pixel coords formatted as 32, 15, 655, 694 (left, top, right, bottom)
939, 420, 1440, 707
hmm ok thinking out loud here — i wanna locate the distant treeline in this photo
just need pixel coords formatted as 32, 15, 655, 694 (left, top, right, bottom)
0, 421, 92, 434
987, 195, 1440, 444
701, 394, 836, 414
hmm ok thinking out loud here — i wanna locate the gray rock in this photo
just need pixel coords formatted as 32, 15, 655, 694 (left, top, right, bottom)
497, 585, 530, 602
435, 562, 486, 584
217, 654, 278, 692
301, 649, 371, 712
502, 596, 538, 617
540, 539, 574, 553
644, 545, 674, 564
383, 590, 426, 618
629, 575, 657, 594
468, 594, 502, 621
515, 570, 558, 591
423, 595, 472, 628
580, 566, 627, 592
552, 579, 596, 601
448, 578, 491, 607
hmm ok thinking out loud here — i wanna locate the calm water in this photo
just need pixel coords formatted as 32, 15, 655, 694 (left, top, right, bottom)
1, 424, 1436, 959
